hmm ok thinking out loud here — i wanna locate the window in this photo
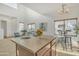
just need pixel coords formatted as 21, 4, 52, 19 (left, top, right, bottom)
27, 23, 35, 32
19, 22, 24, 32
54, 18, 77, 36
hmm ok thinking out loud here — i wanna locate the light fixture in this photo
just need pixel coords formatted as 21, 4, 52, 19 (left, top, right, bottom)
58, 4, 69, 15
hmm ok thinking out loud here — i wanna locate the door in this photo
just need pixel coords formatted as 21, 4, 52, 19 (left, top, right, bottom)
1, 21, 7, 38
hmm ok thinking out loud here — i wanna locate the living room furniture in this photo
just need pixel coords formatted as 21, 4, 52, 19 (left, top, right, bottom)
14, 32, 20, 37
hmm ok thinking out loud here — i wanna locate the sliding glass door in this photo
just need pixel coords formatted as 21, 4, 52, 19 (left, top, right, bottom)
65, 19, 77, 36
54, 18, 77, 36
54, 20, 65, 36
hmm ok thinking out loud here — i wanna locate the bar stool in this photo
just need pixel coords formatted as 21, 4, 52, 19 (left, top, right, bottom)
64, 36, 72, 51
56, 36, 66, 50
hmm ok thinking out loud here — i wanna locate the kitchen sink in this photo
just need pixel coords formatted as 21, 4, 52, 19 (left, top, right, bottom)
21, 36, 30, 39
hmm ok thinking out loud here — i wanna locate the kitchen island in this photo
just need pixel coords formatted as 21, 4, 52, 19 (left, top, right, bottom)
11, 36, 56, 56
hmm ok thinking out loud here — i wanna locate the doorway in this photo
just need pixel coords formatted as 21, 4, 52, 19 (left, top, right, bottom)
1, 21, 7, 38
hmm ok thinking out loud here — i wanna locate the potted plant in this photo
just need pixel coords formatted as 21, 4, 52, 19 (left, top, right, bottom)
36, 28, 43, 39
76, 26, 79, 34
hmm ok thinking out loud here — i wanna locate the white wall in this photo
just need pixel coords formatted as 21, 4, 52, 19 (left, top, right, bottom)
18, 4, 54, 36
0, 15, 18, 38
0, 3, 18, 38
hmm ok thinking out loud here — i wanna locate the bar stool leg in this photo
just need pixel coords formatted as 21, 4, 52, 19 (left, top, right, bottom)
65, 37, 67, 51
70, 37, 72, 51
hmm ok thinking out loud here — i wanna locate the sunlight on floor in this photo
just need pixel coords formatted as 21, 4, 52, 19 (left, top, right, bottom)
55, 42, 79, 56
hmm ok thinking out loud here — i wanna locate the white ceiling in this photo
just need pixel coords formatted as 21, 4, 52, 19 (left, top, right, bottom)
1, 3, 79, 19
0, 3, 17, 18
21, 3, 79, 17
3, 3, 17, 9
